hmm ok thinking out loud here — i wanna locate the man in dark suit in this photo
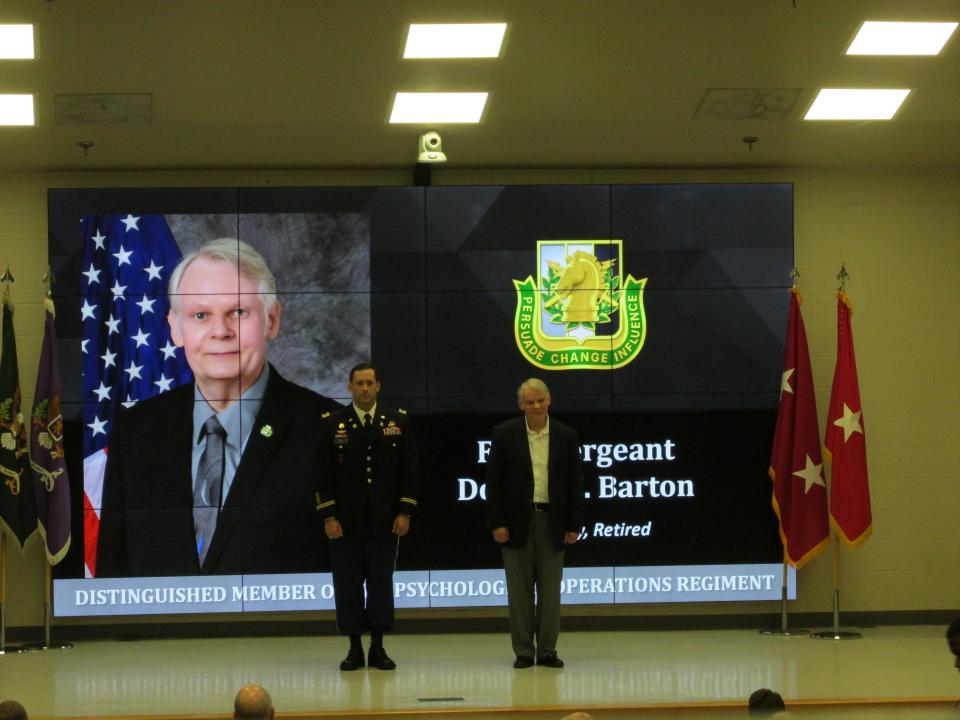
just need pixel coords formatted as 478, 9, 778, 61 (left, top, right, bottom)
948, 617, 960, 675
96, 239, 338, 577
317, 363, 420, 671
486, 378, 583, 669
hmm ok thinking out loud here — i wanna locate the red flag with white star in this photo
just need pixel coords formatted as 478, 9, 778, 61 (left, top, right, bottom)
825, 291, 872, 548
769, 288, 829, 567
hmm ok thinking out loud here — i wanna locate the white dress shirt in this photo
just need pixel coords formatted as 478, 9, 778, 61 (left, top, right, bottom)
526, 416, 550, 503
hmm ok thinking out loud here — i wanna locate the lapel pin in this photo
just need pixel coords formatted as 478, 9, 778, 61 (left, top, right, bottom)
260, 424, 273, 438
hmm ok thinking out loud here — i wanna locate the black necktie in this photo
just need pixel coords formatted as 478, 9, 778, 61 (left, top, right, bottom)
194, 416, 226, 565
363, 413, 373, 436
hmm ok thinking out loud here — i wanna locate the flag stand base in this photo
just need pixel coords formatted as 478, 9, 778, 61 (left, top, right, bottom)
22, 603, 74, 651
810, 588, 862, 640
0, 598, 32, 654
811, 630, 861, 640
760, 627, 809, 636
0, 644, 31, 655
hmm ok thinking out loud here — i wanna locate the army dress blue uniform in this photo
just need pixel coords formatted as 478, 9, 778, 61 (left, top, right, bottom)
317, 404, 420, 635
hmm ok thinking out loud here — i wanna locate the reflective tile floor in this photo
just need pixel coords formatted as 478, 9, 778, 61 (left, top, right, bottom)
0, 625, 957, 720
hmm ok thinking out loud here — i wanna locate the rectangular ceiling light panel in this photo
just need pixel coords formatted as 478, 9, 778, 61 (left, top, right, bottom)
847, 21, 958, 55
390, 92, 488, 123
404, 23, 507, 58
804, 88, 910, 120
0, 94, 35, 125
0, 24, 34, 59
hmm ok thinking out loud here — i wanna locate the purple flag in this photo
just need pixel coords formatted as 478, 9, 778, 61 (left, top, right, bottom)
30, 297, 71, 565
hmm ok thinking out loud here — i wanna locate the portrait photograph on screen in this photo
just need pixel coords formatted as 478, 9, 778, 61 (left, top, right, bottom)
47, 183, 795, 616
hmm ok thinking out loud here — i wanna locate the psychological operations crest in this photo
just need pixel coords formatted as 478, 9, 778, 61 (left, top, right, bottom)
513, 240, 647, 370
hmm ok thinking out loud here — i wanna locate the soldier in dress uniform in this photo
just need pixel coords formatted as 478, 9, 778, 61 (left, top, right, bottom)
317, 363, 420, 671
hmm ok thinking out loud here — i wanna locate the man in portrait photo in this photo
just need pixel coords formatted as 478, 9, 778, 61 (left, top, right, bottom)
96, 238, 339, 577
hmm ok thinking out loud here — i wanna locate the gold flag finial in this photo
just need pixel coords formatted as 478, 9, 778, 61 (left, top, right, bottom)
836, 264, 849, 292
789, 265, 800, 288
1, 266, 13, 301
41, 267, 56, 299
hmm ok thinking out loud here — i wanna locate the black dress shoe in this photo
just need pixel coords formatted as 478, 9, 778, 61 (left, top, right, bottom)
513, 655, 534, 669
536, 652, 564, 668
368, 645, 396, 670
339, 646, 365, 671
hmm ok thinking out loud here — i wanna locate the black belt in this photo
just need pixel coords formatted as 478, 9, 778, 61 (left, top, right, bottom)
533, 503, 549, 512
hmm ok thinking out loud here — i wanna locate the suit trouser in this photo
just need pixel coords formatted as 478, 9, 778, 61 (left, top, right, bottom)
330, 533, 398, 635
501, 510, 565, 658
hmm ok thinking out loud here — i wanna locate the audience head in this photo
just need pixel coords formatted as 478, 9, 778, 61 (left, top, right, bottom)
0, 701, 27, 720
948, 617, 960, 672
748, 688, 786, 715
234, 684, 274, 720
560, 713, 593, 720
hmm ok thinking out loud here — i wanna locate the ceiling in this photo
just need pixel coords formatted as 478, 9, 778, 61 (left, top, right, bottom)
2, 0, 959, 173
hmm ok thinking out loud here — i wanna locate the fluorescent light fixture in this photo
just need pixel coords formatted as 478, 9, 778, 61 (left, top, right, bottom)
0, 94, 35, 125
804, 88, 910, 120
390, 92, 488, 123
404, 23, 507, 58
0, 24, 34, 59
847, 21, 958, 55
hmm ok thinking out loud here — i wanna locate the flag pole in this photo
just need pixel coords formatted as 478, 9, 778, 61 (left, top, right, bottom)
0, 533, 30, 654
22, 272, 73, 652
761, 266, 815, 638
760, 552, 808, 636
43, 561, 52, 647
41, 561, 54, 648
811, 536, 861, 639
780, 556, 790, 630
22, 560, 72, 651
812, 265, 862, 640
833, 535, 840, 630
0, 269, 30, 654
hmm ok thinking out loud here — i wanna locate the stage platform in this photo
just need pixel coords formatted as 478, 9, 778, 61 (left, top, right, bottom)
2, 625, 957, 720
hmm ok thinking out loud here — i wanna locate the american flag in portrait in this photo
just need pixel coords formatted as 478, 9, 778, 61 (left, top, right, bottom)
80, 214, 193, 577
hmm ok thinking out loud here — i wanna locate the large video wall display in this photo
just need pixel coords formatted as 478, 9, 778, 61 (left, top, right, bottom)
48, 184, 796, 617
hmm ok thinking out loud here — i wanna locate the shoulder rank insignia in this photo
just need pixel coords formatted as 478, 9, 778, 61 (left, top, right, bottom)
322, 411, 331, 418
398, 408, 407, 415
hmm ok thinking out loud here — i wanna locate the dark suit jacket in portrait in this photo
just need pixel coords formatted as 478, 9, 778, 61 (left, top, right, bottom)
485, 415, 584, 552
95, 365, 339, 577
316, 404, 420, 537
